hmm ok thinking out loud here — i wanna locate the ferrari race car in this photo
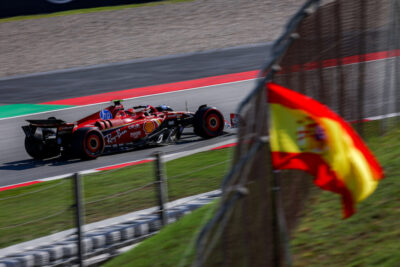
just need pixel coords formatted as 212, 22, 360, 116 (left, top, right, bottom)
22, 101, 225, 160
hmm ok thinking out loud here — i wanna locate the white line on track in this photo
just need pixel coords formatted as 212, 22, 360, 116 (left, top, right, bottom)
4, 108, 397, 189
0, 138, 237, 191
0, 78, 256, 121
2, 51, 396, 122
364, 112, 400, 121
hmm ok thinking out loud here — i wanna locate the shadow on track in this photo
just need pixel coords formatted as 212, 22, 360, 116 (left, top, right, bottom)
0, 132, 233, 171
0, 157, 81, 171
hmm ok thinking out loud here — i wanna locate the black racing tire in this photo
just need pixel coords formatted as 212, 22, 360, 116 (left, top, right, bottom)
71, 128, 104, 160
193, 106, 224, 139
24, 137, 60, 160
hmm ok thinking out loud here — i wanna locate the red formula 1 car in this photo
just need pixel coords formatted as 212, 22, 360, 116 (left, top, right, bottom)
22, 101, 225, 160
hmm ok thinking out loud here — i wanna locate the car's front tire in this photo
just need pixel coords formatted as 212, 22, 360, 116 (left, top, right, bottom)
193, 106, 224, 139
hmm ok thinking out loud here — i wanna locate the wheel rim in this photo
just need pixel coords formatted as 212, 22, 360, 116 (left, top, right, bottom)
206, 114, 221, 132
86, 134, 100, 153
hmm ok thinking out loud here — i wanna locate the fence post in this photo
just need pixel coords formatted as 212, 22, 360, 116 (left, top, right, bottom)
270, 170, 292, 267
154, 151, 168, 226
73, 173, 85, 267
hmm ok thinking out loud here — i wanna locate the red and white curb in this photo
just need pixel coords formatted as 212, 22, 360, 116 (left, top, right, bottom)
1, 108, 398, 193
0, 138, 237, 192
0, 70, 257, 122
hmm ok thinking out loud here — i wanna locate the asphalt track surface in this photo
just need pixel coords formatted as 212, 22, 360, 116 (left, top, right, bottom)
0, 42, 395, 187
0, 79, 256, 187
0, 43, 270, 104
0, 44, 269, 187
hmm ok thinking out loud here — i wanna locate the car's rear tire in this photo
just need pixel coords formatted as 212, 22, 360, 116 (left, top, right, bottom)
24, 137, 60, 160
193, 106, 224, 139
71, 128, 104, 160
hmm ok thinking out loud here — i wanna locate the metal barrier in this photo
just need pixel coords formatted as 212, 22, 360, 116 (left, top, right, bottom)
193, 0, 400, 266
0, 146, 232, 266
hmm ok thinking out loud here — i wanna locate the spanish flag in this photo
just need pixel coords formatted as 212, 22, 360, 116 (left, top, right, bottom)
268, 82, 384, 218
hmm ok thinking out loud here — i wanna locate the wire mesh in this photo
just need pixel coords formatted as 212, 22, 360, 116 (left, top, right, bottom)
166, 148, 233, 203
85, 181, 156, 205
193, 0, 399, 266
0, 178, 74, 249
274, 0, 399, 135
83, 161, 157, 225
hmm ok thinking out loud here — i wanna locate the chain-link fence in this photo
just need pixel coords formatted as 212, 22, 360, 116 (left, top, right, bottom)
0, 145, 233, 266
193, 0, 400, 266
83, 162, 157, 225
0, 179, 74, 249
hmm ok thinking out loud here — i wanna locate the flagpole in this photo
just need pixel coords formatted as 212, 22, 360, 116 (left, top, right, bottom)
269, 157, 293, 267
266, 66, 293, 267
270, 167, 281, 266
266, 63, 294, 267
261, 2, 318, 265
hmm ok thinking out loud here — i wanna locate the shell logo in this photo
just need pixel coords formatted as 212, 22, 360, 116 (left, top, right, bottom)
144, 121, 155, 133
144, 119, 163, 134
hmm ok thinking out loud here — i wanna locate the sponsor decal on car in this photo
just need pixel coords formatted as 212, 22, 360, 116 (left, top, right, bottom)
116, 129, 127, 139
128, 124, 141, 130
154, 119, 162, 127
105, 129, 127, 143
105, 134, 116, 144
130, 131, 141, 139
100, 110, 113, 120
144, 121, 155, 133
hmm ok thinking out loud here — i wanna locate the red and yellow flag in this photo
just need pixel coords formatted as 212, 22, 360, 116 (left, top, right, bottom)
268, 82, 384, 218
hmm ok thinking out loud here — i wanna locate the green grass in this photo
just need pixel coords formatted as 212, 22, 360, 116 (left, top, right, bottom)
104, 124, 400, 267
104, 201, 218, 267
0, 147, 232, 248
291, 124, 400, 267
0, 179, 74, 247
0, 104, 74, 119
0, 0, 192, 23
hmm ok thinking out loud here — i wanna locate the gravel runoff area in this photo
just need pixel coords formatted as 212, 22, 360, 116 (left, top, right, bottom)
0, 0, 302, 78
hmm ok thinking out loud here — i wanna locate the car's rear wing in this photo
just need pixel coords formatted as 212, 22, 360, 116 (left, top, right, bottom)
22, 119, 74, 139
26, 119, 65, 127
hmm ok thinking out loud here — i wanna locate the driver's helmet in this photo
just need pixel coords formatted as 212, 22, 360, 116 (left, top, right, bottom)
156, 104, 173, 112
144, 105, 151, 116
